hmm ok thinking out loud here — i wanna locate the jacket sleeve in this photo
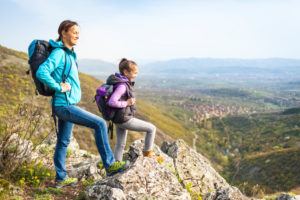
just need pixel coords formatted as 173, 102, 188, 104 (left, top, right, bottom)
107, 84, 127, 108
36, 49, 63, 92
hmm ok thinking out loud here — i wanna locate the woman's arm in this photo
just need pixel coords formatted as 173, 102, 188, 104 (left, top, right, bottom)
107, 84, 127, 108
36, 49, 64, 92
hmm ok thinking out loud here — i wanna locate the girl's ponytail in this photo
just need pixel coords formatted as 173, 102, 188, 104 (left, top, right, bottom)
119, 58, 137, 75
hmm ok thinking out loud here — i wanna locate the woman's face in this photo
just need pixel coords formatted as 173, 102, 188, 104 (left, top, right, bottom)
62, 25, 79, 47
124, 65, 138, 81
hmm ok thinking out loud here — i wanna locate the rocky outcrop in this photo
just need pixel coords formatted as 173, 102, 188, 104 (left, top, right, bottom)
1, 134, 250, 199
86, 139, 248, 200
275, 193, 300, 200
204, 187, 249, 200
161, 139, 248, 200
87, 140, 191, 200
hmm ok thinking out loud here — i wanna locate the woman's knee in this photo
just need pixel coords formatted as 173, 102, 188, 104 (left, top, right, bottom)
57, 138, 71, 148
95, 117, 107, 130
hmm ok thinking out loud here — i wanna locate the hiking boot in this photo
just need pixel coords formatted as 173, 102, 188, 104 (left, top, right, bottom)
54, 177, 78, 188
106, 161, 126, 176
143, 150, 164, 163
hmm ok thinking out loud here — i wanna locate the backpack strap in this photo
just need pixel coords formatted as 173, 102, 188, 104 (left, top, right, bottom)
123, 82, 134, 113
108, 121, 114, 140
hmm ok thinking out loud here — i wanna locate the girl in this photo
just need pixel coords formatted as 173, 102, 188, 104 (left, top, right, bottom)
106, 58, 164, 162
36, 20, 126, 188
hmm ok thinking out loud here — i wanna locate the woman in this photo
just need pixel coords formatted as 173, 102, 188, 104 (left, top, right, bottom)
36, 20, 126, 188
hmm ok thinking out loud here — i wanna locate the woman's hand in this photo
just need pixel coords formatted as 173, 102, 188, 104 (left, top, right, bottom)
60, 82, 71, 93
127, 98, 136, 106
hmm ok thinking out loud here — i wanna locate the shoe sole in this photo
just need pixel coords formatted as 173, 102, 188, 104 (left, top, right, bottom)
54, 180, 78, 188
106, 168, 124, 176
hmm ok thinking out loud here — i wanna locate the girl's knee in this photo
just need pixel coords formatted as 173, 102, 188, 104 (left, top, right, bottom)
149, 123, 156, 133
116, 142, 126, 150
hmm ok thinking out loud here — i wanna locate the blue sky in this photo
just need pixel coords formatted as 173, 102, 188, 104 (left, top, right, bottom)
0, 0, 300, 63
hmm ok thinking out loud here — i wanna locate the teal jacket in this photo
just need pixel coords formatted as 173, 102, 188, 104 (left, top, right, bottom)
36, 40, 81, 106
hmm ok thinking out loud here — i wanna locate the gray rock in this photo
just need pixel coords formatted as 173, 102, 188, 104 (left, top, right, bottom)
125, 140, 176, 173
67, 159, 102, 181
204, 186, 248, 200
275, 193, 298, 200
161, 139, 229, 194
162, 139, 248, 200
87, 140, 191, 200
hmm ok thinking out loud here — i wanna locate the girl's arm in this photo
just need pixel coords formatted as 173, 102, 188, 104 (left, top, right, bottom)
107, 84, 128, 108
36, 49, 64, 92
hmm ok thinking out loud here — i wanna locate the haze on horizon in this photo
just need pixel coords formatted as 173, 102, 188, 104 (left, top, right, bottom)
0, 0, 299, 64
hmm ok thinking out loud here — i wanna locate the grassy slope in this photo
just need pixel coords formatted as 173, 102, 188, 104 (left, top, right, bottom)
195, 110, 300, 193
228, 147, 300, 193
0, 45, 190, 154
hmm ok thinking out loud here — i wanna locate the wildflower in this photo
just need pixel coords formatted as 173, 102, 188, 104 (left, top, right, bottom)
36, 179, 40, 183
28, 168, 33, 175
38, 161, 43, 166
19, 179, 24, 185
23, 166, 26, 169
35, 176, 38, 179
46, 173, 50, 177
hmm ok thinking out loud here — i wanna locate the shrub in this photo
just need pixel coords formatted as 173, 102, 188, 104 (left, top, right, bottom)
0, 178, 10, 199
0, 103, 52, 178
12, 160, 54, 188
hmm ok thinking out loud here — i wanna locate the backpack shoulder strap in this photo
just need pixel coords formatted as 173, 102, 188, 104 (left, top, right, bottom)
61, 50, 72, 82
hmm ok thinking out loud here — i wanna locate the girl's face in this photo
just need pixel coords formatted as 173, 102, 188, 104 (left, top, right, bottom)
124, 65, 138, 81
62, 25, 79, 47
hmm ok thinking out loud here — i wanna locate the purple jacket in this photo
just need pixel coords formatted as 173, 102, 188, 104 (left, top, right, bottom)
107, 73, 129, 108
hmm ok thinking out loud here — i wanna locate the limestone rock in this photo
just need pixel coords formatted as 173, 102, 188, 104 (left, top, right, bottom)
275, 193, 299, 200
124, 140, 176, 173
204, 186, 248, 200
0, 134, 34, 160
162, 139, 248, 200
87, 140, 191, 200
67, 159, 102, 181
161, 139, 230, 194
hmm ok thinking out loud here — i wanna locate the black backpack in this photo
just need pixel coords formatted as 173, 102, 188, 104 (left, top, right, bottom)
27, 40, 71, 95
27, 40, 72, 132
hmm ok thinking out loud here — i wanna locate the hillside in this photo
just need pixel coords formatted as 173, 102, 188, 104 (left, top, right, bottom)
226, 147, 300, 194
0, 45, 192, 155
193, 110, 300, 193
2, 45, 299, 196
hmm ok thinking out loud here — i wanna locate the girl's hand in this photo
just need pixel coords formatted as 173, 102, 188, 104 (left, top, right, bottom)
60, 82, 71, 93
127, 98, 135, 106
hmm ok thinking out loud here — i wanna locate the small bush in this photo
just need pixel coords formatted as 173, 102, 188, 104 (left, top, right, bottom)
83, 178, 95, 186
39, 145, 51, 154
0, 178, 10, 199
12, 160, 54, 188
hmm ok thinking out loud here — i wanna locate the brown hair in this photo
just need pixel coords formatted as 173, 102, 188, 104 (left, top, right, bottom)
119, 58, 138, 75
56, 20, 78, 41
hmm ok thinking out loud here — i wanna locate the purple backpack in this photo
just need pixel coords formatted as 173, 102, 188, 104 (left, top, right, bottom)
95, 82, 130, 139
95, 84, 118, 121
